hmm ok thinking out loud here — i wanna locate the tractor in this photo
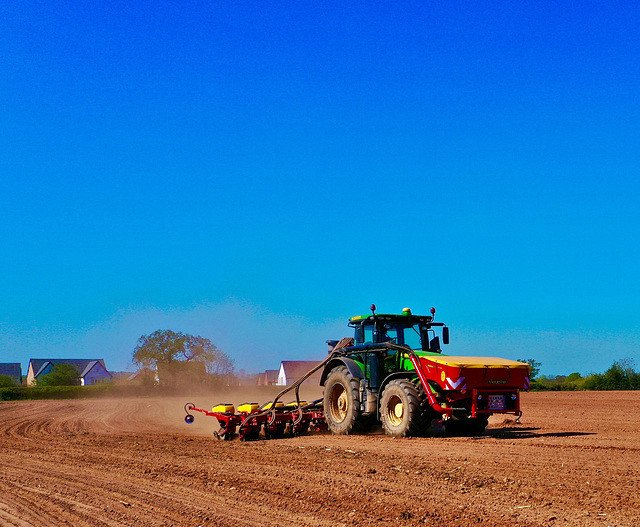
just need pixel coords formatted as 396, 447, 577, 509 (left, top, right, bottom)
321, 305, 529, 437
184, 305, 530, 439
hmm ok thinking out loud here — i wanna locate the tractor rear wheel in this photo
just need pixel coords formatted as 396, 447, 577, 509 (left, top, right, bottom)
379, 379, 425, 437
323, 366, 362, 435
416, 382, 438, 435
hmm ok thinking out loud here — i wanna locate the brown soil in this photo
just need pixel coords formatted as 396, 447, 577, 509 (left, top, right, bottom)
1, 390, 639, 527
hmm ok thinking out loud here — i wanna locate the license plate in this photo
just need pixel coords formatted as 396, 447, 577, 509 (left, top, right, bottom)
488, 395, 506, 410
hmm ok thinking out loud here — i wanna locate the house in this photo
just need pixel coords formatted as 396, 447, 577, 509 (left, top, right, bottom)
124, 369, 157, 386
26, 359, 111, 386
276, 361, 322, 386
0, 363, 22, 385
109, 371, 133, 382
257, 369, 279, 386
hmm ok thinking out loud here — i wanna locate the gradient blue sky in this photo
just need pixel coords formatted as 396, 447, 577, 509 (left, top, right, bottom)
1, 2, 639, 377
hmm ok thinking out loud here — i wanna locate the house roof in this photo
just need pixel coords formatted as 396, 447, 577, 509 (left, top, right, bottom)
126, 370, 149, 381
0, 363, 22, 380
264, 369, 279, 382
109, 371, 133, 381
280, 361, 323, 381
30, 359, 111, 378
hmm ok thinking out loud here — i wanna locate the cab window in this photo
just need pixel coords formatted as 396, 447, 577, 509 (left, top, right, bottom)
364, 323, 398, 344
363, 326, 374, 344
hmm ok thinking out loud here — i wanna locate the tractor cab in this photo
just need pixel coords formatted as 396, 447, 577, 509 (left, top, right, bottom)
348, 306, 449, 353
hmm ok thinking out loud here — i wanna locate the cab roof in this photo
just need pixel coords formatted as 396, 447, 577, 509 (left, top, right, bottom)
348, 313, 434, 326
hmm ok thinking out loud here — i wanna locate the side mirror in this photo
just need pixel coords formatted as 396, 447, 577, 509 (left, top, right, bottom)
442, 326, 450, 345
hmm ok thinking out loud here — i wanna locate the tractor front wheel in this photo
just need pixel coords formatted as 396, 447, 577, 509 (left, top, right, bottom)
323, 366, 362, 435
379, 379, 424, 437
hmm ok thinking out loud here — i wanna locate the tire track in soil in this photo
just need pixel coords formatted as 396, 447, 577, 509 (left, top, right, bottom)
1, 394, 639, 526
0, 456, 341, 527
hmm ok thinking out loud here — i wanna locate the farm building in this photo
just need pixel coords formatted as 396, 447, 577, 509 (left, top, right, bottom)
276, 361, 322, 386
0, 363, 22, 385
26, 359, 111, 386
257, 369, 279, 386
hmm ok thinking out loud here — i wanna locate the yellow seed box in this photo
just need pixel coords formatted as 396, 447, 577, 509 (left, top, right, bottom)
212, 404, 235, 413
238, 403, 260, 413
261, 401, 284, 410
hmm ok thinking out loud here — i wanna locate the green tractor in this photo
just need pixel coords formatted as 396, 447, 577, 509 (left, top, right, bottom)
321, 305, 529, 437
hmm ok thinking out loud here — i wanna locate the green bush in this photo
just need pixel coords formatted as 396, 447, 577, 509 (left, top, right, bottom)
1, 386, 82, 400
0, 384, 118, 401
0, 383, 194, 401
35, 364, 81, 386
529, 363, 640, 392
582, 360, 640, 390
0, 374, 18, 388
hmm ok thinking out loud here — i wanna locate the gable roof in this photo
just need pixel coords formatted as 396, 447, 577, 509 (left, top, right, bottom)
29, 359, 110, 378
0, 363, 22, 381
82, 360, 111, 378
109, 371, 133, 381
265, 369, 279, 383
280, 361, 322, 381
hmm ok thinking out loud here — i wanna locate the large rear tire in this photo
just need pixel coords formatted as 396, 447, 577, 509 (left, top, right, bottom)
416, 382, 438, 435
323, 366, 362, 435
379, 379, 425, 437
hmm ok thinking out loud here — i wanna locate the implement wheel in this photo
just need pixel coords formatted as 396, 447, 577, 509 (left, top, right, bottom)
323, 366, 362, 435
380, 379, 425, 437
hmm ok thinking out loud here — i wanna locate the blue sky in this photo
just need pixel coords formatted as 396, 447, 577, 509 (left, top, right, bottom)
1, 1, 639, 377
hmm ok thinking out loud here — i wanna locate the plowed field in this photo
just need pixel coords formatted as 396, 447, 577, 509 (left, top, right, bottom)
1, 391, 639, 527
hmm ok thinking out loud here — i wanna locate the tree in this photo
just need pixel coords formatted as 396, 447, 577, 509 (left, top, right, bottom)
35, 364, 81, 386
133, 330, 187, 368
518, 358, 541, 379
132, 330, 234, 385
184, 334, 226, 370
565, 372, 582, 382
583, 359, 640, 391
0, 374, 17, 388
